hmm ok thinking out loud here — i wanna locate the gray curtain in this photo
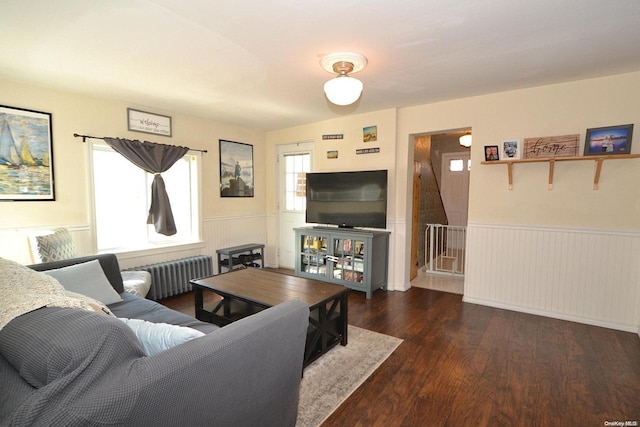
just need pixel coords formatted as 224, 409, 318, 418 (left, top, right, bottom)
104, 138, 189, 236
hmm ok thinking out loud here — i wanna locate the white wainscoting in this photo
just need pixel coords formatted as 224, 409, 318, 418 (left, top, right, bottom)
0, 225, 92, 265
116, 215, 267, 270
202, 215, 268, 271
2, 216, 268, 272
464, 223, 640, 333
386, 217, 406, 293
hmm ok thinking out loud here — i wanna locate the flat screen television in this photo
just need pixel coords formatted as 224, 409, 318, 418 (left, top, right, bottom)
305, 169, 388, 229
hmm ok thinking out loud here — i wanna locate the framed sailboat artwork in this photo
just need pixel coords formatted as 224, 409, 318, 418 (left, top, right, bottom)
0, 105, 54, 201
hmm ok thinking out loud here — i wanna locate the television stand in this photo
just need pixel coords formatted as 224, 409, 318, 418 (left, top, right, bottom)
294, 226, 390, 299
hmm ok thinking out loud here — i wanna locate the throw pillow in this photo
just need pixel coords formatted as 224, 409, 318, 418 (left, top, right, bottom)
121, 270, 152, 297
0, 258, 93, 331
43, 260, 123, 305
118, 318, 205, 356
34, 228, 78, 263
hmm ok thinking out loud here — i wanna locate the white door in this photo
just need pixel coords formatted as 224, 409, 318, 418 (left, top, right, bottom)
441, 152, 470, 227
277, 143, 313, 269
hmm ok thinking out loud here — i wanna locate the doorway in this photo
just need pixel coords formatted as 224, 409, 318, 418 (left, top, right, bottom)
277, 142, 313, 269
410, 130, 470, 292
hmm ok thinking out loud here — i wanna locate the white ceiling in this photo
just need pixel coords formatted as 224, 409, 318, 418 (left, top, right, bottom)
2, 0, 640, 131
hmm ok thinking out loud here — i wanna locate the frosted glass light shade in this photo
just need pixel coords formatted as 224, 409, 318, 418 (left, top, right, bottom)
323, 76, 363, 106
459, 134, 472, 147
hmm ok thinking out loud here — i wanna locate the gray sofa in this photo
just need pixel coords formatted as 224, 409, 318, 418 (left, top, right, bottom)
0, 254, 309, 426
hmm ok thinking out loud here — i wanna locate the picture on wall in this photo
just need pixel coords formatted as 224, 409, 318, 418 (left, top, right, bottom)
127, 108, 172, 137
523, 134, 580, 159
219, 139, 254, 197
484, 145, 500, 161
501, 139, 521, 159
0, 105, 55, 201
584, 124, 634, 156
363, 125, 377, 142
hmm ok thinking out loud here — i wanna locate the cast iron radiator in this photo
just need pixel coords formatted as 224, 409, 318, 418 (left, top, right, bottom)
127, 255, 213, 300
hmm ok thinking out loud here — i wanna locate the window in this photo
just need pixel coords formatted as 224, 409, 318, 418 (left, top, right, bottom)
449, 158, 471, 172
283, 153, 310, 211
91, 143, 199, 252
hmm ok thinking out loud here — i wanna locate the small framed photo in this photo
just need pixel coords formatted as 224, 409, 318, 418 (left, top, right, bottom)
363, 125, 377, 142
584, 124, 634, 156
501, 139, 521, 159
484, 145, 500, 161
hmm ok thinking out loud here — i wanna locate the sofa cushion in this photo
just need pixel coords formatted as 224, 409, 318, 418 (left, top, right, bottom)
118, 318, 204, 356
29, 253, 125, 294
43, 260, 123, 305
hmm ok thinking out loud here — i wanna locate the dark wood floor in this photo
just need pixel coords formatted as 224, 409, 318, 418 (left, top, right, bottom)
161, 284, 640, 426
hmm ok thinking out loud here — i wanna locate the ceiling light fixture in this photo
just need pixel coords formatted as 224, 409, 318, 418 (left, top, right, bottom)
320, 52, 368, 106
459, 133, 472, 147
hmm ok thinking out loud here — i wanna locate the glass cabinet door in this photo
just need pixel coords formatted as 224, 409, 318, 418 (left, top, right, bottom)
300, 234, 328, 276
331, 237, 365, 283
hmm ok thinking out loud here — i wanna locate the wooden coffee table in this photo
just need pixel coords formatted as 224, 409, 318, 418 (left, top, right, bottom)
190, 268, 349, 367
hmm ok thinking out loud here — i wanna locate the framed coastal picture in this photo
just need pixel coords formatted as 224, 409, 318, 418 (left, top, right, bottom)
0, 105, 55, 201
584, 124, 634, 156
219, 139, 254, 197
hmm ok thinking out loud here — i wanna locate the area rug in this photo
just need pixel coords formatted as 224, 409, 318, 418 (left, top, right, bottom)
296, 325, 403, 427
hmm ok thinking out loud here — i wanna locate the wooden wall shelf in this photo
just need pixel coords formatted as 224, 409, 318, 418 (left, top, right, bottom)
481, 154, 640, 190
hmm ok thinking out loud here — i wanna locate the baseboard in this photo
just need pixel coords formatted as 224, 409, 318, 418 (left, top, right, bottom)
462, 295, 638, 334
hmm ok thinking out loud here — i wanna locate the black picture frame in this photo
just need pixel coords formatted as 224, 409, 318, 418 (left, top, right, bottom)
584, 124, 634, 156
219, 139, 254, 197
484, 145, 500, 161
0, 105, 55, 201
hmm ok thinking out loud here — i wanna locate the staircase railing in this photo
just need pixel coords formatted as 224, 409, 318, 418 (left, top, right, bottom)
424, 224, 466, 276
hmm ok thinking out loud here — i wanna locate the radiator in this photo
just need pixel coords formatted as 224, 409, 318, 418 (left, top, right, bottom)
127, 255, 213, 300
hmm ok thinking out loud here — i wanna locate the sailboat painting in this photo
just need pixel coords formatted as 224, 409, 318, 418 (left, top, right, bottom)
0, 105, 54, 200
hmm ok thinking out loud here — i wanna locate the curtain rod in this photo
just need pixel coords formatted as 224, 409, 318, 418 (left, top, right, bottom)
73, 133, 208, 153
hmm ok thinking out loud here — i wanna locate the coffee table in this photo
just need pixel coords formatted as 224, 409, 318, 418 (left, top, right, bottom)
190, 268, 349, 367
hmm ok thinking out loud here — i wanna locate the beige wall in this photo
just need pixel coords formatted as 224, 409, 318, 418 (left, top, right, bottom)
0, 78, 265, 264
265, 71, 640, 331
2, 70, 639, 331
395, 72, 640, 284
265, 108, 397, 214
264, 109, 399, 275
398, 71, 640, 229
395, 71, 640, 332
